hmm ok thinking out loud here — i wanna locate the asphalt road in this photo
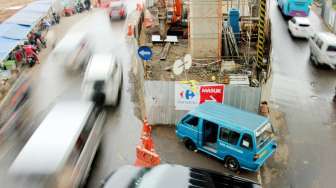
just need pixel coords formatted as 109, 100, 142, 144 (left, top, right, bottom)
262, 2, 336, 188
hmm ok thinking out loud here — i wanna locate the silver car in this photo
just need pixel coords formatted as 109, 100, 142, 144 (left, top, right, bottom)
102, 164, 261, 188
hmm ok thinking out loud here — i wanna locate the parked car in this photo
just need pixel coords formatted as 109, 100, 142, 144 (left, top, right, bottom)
109, 0, 127, 20
309, 32, 336, 69
52, 32, 92, 71
288, 17, 312, 38
82, 53, 123, 106
101, 164, 262, 188
9, 101, 106, 188
176, 102, 277, 172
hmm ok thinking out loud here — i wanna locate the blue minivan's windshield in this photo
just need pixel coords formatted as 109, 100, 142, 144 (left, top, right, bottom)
256, 123, 273, 149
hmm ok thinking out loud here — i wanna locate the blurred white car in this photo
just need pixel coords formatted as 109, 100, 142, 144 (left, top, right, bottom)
288, 17, 312, 39
82, 53, 123, 106
309, 32, 336, 69
52, 32, 92, 71
101, 164, 262, 188
109, 0, 127, 20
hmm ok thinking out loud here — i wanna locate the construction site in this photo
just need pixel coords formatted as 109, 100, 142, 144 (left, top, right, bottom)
140, 0, 272, 87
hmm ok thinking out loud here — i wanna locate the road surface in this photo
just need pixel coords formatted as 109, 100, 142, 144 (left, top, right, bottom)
262, 2, 336, 188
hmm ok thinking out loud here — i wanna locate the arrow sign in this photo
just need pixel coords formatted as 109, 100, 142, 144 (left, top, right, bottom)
138, 46, 153, 61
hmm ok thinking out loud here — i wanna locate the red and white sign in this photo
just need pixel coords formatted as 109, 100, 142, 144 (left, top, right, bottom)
199, 85, 224, 104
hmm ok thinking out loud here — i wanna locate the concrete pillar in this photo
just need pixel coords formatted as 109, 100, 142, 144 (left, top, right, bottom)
189, 0, 222, 59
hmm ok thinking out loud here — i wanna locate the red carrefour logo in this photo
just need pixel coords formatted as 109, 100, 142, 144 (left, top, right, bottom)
199, 85, 224, 104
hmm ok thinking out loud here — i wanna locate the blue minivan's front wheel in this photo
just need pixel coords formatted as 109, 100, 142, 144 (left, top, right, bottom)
184, 139, 197, 152
225, 156, 240, 172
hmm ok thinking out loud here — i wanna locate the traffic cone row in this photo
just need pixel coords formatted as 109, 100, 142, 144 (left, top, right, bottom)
134, 117, 161, 167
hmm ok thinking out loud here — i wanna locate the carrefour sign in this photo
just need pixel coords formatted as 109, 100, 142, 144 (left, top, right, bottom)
175, 82, 199, 110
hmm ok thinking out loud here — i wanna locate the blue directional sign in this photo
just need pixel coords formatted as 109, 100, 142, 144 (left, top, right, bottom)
137, 46, 153, 61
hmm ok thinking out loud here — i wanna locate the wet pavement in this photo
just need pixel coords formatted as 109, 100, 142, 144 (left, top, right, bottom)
262, 2, 336, 188
1, 1, 335, 187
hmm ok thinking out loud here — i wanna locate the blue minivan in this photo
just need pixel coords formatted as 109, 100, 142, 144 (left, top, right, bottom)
176, 102, 277, 172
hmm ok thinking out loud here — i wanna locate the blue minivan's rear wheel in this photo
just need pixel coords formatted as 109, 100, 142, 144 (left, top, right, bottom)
184, 139, 197, 152
225, 156, 239, 172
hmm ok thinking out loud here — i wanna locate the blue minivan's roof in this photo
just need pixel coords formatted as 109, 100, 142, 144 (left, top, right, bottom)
189, 102, 268, 133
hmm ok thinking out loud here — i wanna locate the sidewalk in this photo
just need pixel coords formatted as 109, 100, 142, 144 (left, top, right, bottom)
261, 109, 290, 188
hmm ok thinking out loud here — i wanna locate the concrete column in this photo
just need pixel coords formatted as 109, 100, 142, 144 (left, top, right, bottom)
189, 0, 222, 59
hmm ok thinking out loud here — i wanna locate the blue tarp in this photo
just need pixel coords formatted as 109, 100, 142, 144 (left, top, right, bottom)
0, 23, 31, 40
0, 38, 19, 62
23, 1, 52, 14
4, 9, 44, 27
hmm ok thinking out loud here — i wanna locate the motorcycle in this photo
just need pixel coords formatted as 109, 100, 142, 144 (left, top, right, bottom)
26, 56, 36, 67
84, 0, 91, 11
75, 2, 85, 13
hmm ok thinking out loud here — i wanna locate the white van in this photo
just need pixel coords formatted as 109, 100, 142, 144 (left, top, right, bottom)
309, 32, 336, 69
9, 101, 106, 188
52, 32, 92, 71
82, 54, 123, 106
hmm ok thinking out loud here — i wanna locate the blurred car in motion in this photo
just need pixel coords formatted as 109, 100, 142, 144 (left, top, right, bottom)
52, 32, 92, 71
0, 73, 31, 144
82, 53, 123, 106
101, 164, 261, 188
109, 0, 127, 20
309, 32, 336, 69
9, 101, 106, 188
288, 17, 312, 39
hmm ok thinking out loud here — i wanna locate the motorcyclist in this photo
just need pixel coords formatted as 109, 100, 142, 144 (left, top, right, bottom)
52, 12, 60, 24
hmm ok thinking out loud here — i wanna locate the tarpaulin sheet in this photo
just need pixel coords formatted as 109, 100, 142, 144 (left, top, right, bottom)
0, 23, 30, 40
4, 9, 44, 27
0, 38, 19, 62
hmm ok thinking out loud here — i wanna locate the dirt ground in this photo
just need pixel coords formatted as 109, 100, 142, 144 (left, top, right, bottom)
0, 0, 33, 22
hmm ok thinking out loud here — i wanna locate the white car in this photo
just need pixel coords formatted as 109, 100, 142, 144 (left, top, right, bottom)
52, 32, 92, 71
288, 17, 312, 39
82, 53, 123, 106
109, 0, 127, 20
309, 32, 336, 69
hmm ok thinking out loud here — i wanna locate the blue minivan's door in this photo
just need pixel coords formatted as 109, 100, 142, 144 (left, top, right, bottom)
217, 128, 243, 160
181, 115, 200, 145
237, 133, 255, 169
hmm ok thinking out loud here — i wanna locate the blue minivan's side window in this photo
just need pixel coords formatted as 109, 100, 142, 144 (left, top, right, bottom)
184, 116, 199, 127
240, 134, 253, 150
220, 128, 240, 145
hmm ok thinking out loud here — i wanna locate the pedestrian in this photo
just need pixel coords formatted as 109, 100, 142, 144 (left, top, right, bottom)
14, 46, 24, 68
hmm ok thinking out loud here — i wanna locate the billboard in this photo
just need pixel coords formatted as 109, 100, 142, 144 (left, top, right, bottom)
175, 82, 224, 110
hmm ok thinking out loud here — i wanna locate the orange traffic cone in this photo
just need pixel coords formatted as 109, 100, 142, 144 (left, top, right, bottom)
127, 24, 133, 37
134, 117, 161, 167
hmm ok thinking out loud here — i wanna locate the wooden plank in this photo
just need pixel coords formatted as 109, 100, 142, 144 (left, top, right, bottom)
159, 42, 171, 60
